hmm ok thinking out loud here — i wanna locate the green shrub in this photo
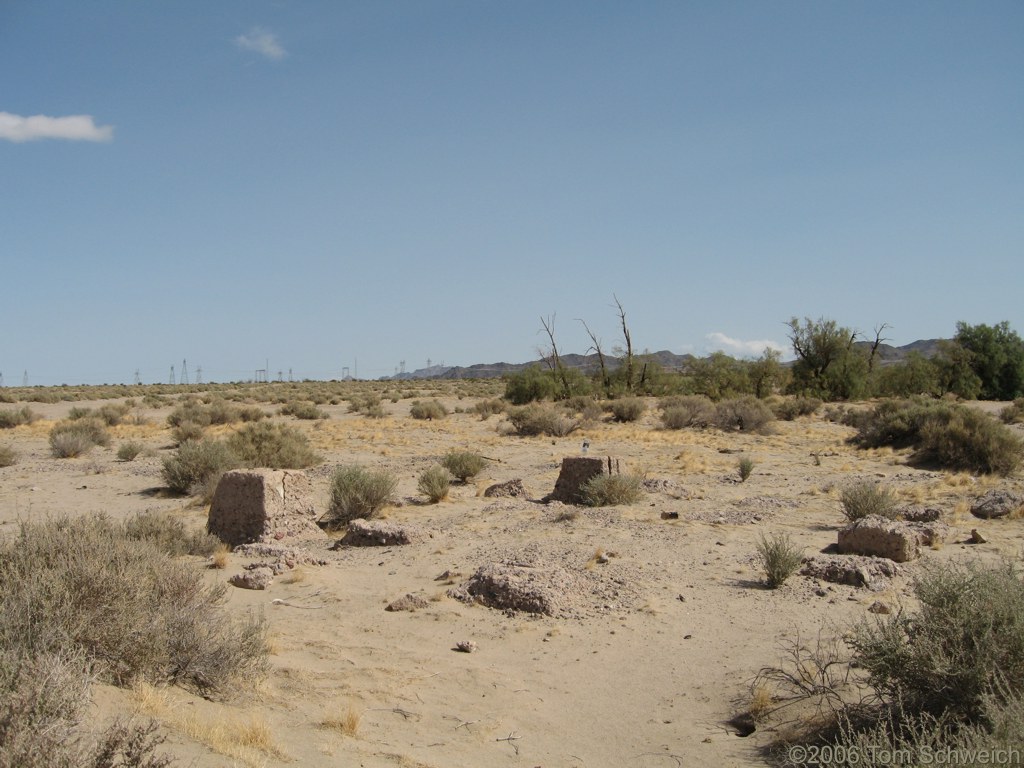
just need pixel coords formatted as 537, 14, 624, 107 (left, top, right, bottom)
1001, 397, 1024, 424
755, 532, 803, 588
116, 440, 146, 461
660, 396, 715, 429
123, 510, 219, 557
0, 515, 268, 698
417, 465, 450, 503
161, 439, 240, 496
441, 450, 487, 482
0, 445, 16, 467
840, 480, 899, 522
472, 398, 506, 419
504, 365, 559, 405
225, 421, 320, 469
737, 456, 755, 482
580, 472, 644, 507
507, 404, 579, 437
852, 398, 1023, 475
323, 465, 398, 528
279, 400, 328, 420
48, 419, 110, 458
713, 396, 775, 433
410, 399, 448, 420
771, 396, 823, 421
610, 397, 646, 423
0, 406, 39, 429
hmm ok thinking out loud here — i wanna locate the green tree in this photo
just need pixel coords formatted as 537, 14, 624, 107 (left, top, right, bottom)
786, 316, 870, 400
687, 352, 751, 400
952, 321, 1024, 400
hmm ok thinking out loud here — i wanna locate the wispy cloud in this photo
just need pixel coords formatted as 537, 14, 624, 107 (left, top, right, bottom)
234, 27, 286, 60
0, 112, 113, 143
705, 332, 786, 358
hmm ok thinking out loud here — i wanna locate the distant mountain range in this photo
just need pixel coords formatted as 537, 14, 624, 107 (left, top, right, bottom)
385, 340, 945, 380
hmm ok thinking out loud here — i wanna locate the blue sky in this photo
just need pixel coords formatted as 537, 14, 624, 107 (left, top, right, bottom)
2, 1, 1022, 385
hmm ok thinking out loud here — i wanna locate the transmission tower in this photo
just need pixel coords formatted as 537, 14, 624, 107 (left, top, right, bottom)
22, 370, 28, 387
133, 369, 141, 385
427, 358, 432, 369
400, 360, 406, 374
0, 372, 4, 387
277, 370, 283, 382
169, 366, 176, 385
180, 359, 189, 385
195, 366, 203, 385
288, 368, 293, 382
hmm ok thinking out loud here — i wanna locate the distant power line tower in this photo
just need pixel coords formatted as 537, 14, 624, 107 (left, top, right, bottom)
180, 359, 189, 385
288, 368, 293, 382
195, 366, 203, 385
400, 360, 406, 374
169, 366, 176, 385
341, 366, 350, 379
22, 370, 28, 387
0, 372, 4, 387
134, 369, 141, 385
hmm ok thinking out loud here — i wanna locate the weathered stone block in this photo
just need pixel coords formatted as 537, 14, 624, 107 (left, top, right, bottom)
547, 457, 620, 504
208, 469, 325, 546
838, 515, 920, 562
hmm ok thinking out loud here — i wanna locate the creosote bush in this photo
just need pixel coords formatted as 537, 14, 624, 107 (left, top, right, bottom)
171, 421, 205, 446
123, 509, 220, 557
441, 450, 487, 482
472, 398, 506, 419
580, 472, 644, 507
226, 421, 321, 469
409, 399, 448, 420
49, 419, 111, 458
851, 398, 1023, 475
771, 396, 823, 421
0, 444, 17, 467
279, 400, 328, 420
117, 440, 146, 461
161, 439, 240, 496
506, 404, 579, 437
0, 406, 39, 429
610, 397, 646, 423
417, 465, 450, 503
713, 396, 775, 433
840, 480, 899, 522
755, 532, 803, 588
660, 396, 715, 430
323, 465, 398, 529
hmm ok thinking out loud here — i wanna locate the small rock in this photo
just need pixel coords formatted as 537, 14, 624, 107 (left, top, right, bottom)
661, 511, 679, 520
454, 640, 477, 653
868, 601, 891, 615
971, 490, 1024, 520
229, 566, 274, 590
386, 593, 429, 612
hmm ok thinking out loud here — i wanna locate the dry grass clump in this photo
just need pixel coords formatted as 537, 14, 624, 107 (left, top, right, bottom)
170, 421, 205, 446
322, 465, 398, 528
225, 421, 321, 469
580, 472, 645, 507
840, 480, 899, 522
0, 444, 17, 467
506, 404, 579, 437
320, 703, 362, 736
1000, 397, 1024, 424
123, 509, 220, 557
278, 400, 328, 420
48, 418, 111, 458
409, 399, 448, 420
755, 532, 803, 588
0, 405, 40, 429
441, 449, 487, 482
417, 465, 450, 503
771, 396, 823, 421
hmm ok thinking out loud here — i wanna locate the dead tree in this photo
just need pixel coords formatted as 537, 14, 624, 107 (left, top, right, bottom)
540, 314, 572, 399
614, 295, 635, 393
579, 318, 610, 397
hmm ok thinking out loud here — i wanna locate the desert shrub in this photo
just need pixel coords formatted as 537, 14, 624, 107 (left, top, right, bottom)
441, 450, 487, 482
0, 515, 268, 697
506, 404, 579, 437
417, 465, 450, 503
504, 365, 559, 405
363, 403, 386, 418
166, 400, 212, 428
170, 420, 205, 446
237, 405, 267, 422
660, 395, 715, 429
610, 397, 646, 423
840, 480, 899, 522
756, 532, 803, 588
713, 396, 775, 433
226, 421, 321, 469
409, 399, 448, 420
95, 402, 130, 426
852, 560, 1024, 725
123, 510, 220, 557
580, 472, 644, 507
67, 406, 94, 420
116, 440, 146, 461
472, 398, 506, 419
852, 398, 1023, 475
771, 396, 822, 421
49, 419, 111, 458
0, 406, 39, 429
279, 400, 328, 420
204, 399, 241, 425
323, 465, 398, 528
161, 439, 240, 495
0, 445, 16, 467
737, 456, 755, 482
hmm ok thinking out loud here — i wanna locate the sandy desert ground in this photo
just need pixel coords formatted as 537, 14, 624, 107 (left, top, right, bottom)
1, 388, 1022, 768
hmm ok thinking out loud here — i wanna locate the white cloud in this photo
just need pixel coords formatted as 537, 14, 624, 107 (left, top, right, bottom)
235, 27, 286, 60
705, 332, 786, 358
0, 112, 113, 143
